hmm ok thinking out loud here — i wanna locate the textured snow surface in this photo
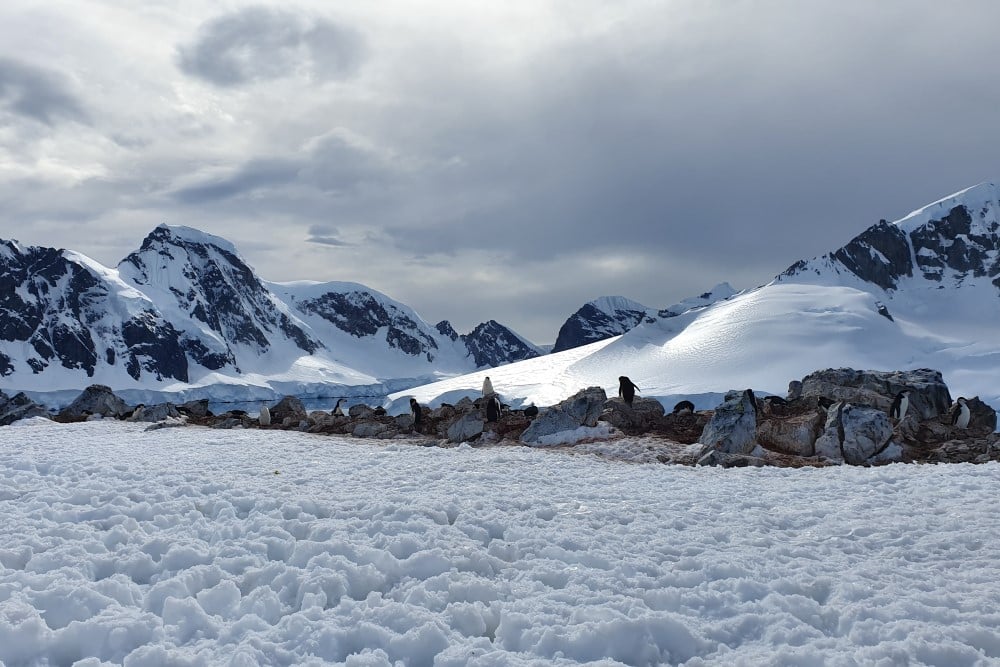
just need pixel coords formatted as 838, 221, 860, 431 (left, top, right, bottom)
3, 420, 1000, 666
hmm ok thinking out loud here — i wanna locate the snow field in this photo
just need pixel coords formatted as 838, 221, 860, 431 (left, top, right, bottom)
2, 420, 1000, 665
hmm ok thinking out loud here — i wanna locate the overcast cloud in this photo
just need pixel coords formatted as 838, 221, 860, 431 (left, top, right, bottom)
1, 0, 999, 343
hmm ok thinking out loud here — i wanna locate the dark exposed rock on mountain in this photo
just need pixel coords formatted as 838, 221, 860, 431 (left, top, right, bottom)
552, 297, 652, 353
0, 240, 189, 382
59, 384, 130, 420
0, 224, 542, 391
119, 225, 322, 363
461, 320, 541, 368
782, 182, 1000, 292
296, 289, 438, 360
0, 390, 49, 426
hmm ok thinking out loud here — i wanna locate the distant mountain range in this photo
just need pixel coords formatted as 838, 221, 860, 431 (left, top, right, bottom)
0, 225, 544, 398
393, 182, 1000, 412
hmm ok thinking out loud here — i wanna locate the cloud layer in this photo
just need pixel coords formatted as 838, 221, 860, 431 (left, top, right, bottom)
2, 1, 1000, 342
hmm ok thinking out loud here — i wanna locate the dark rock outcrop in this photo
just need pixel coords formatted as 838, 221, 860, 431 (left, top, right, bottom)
0, 391, 50, 426
461, 320, 541, 368
521, 386, 607, 444
59, 385, 131, 420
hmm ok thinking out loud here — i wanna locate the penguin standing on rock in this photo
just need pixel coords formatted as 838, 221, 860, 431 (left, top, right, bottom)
482, 376, 494, 397
951, 397, 971, 429
486, 394, 502, 423
333, 398, 346, 417
618, 376, 641, 407
409, 398, 423, 431
258, 404, 271, 427
889, 390, 911, 423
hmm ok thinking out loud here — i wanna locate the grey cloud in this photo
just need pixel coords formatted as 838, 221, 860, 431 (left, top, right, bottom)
306, 225, 352, 247
177, 7, 365, 87
172, 159, 299, 204
0, 57, 87, 125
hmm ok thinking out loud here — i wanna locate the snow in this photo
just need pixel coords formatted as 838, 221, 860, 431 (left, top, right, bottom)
392, 281, 1000, 414
2, 419, 1000, 665
588, 296, 651, 318
894, 181, 1000, 233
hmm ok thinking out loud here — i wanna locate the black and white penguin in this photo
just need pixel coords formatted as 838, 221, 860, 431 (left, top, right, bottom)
523, 403, 539, 419
333, 398, 346, 417
482, 376, 494, 397
409, 398, 423, 430
672, 400, 695, 415
486, 394, 501, 422
258, 404, 271, 427
951, 397, 971, 429
130, 404, 145, 421
618, 376, 640, 407
889, 390, 911, 423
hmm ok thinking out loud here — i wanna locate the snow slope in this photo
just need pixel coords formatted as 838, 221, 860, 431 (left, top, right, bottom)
392, 185, 1000, 412
2, 419, 999, 665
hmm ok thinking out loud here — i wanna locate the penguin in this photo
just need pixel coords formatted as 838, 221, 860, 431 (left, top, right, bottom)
258, 404, 271, 427
130, 404, 145, 421
333, 398, 346, 417
618, 376, 640, 407
482, 376, 494, 397
672, 400, 695, 415
523, 403, 539, 419
951, 397, 971, 429
409, 398, 423, 430
486, 394, 501, 423
889, 390, 910, 423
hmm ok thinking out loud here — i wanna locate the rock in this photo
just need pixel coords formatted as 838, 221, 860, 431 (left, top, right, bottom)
696, 450, 767, 468
60, 385, 129, 419
447, 412, 485, 443
348, 404, 376, 419
394, 414, 415, 430
698, 389, 757, 455
144, 417, 187, 431
353, 421, 389, 438
177, 399, 210, 418
756, 410, 825, 457
453, 397, 476, 414
520, 410, 582, 444
211, 417, 245, 429
520, 387, 608, 444
787, 380, 803, 401
271, 396, 307, 423
814, 402, 895, 464
128, 403, 181, 422
798, 368, 951, 421
963, 396, 998, 434
0, 391, 50, 426
600, 396, 665, 432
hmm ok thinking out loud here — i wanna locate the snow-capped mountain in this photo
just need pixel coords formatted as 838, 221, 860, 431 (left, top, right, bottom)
551, 285, 738, 353
390, 182, 1000, 412
552, 296, 654, 353
0, 225, 540, 399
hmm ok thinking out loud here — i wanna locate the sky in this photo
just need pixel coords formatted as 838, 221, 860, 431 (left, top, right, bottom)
2, 1, 1000, 344
4, 418, 1000, 665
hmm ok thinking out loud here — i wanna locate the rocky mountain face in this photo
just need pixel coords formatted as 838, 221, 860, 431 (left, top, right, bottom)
0, 225, 542, 391
552, 296, 654, 353
0, 240, 188, 382
551, 284, 738, 353
781, 182, 1000, 292
461, 320, 542, 368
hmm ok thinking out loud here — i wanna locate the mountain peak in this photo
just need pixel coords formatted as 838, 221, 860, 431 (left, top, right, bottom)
895, 181, 1000, 231
149, 224, 240, 256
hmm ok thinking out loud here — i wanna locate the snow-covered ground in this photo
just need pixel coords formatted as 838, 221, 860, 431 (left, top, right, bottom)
3, 419, 1000, 666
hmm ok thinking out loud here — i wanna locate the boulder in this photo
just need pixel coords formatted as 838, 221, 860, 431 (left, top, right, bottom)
963, 396, 998, 434
60, 385, 129, 419
447, 412, 485, 443
520, 387, 608, 444
128, 403, 181, 422
600, 396, 665, 432
698, 389, 757, 455
353, 421, 389, 438
798, 368, 951, 420
756, 410, 825, 457
814, 402, 895, 464
348, 404, 376, 419
177, 399, 210, 418
271, 396, 307, 423
0, 391, 50, 426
